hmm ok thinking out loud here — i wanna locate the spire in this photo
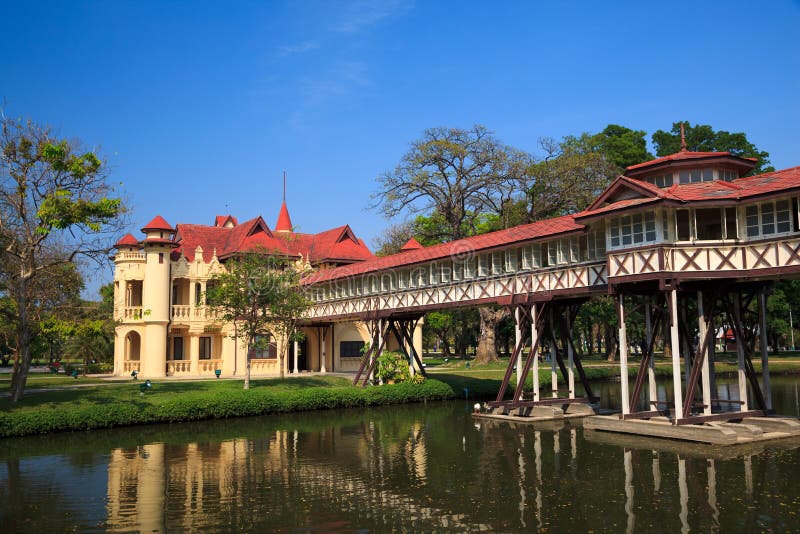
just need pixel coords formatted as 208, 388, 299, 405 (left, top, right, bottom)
680, 122, 688, 152
275, 173, 293, 232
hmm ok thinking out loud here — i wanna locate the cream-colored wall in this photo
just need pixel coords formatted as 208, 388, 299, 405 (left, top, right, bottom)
114, 244, 424, 379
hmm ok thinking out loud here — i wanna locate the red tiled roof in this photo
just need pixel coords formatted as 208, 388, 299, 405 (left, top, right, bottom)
141, 215, 174, 232
170, 216, 373, 264
301, 215, 583, 284
114, 233, 139, 247
214, 215, 238, 227
275, 202, 293, 232
400, 237, 423, 251
625, 151, 757, 172
578, 166, 800, 219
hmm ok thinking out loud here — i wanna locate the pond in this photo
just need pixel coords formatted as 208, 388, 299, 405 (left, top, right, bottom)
1, 376, 799, 532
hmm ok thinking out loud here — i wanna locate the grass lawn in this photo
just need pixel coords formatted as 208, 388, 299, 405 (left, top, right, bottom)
0, 373, 107, 388
0, 375, 352, 412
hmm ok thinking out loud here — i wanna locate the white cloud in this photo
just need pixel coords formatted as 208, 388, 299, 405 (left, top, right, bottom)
277, 40, 319, 56
333, 0, 411, 33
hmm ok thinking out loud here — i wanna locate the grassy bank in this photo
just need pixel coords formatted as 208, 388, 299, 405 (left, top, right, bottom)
0, 376, 455, 438
429, 358, 800, 399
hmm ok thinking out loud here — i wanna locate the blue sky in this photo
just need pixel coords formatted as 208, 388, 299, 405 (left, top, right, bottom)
2, 1, 799, 295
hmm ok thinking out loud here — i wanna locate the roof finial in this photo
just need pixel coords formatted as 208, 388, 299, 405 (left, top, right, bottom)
680, 122, 687, 152
283, 170, 286, 202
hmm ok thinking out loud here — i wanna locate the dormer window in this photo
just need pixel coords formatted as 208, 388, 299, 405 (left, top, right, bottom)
644, 173, 674, 188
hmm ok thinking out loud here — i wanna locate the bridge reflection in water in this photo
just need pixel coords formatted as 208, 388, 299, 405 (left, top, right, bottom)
1, 380, 798, 532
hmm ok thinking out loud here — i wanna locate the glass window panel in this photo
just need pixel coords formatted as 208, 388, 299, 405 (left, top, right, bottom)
679, 171, 690, 184
691, 169, 701, 183
703, 169, 714, 182
676, 210, 691, 240
725, 207, 738, 239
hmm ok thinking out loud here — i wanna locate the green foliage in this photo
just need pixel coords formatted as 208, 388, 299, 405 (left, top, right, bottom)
563, 124, 652, 171
0, 378, 455, 438
376, 351, 411, 382
652, 121, 773, 174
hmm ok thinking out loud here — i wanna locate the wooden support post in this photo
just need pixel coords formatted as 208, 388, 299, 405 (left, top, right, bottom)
319, 326, 327, 373
698, 291, 712, 416
566, 311, 575, 399
532, 303, 540, 402
670, 289, 684, 420
549, 307, 558, 398
681, 300, 691, 387
758, 289, 773, 411
515, 305, 523, 389
645, 296, 657, 408
374, 318, 383, 383
734, 296, 749, 411
617, 293, 630, 415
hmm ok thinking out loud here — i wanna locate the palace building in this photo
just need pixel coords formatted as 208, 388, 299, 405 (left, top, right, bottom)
112, 198, 423, 378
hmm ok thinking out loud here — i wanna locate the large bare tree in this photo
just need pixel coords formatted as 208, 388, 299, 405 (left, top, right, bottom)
0, 116, 126, 401
373, 125, 531, 362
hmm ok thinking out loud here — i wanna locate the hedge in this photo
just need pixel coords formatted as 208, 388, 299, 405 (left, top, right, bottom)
0, 379, 455, 438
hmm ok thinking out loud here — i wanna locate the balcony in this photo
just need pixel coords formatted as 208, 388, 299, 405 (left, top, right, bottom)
121, 307, 144, 321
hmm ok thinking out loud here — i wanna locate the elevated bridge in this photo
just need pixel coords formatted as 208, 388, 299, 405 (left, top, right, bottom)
301, 148, 800, 438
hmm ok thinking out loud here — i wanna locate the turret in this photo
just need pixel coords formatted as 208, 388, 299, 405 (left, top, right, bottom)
140, 215, 177, 377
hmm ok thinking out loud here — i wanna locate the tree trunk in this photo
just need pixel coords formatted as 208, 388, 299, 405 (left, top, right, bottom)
475, 307, 508, 363
604, 323, 618, 362
244, 341, 251, 390
10, 283, 32, 402
437, 333, 452, 358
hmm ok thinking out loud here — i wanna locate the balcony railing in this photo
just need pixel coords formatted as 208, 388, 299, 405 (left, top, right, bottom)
172, 305, 191, 319
198, 359, 222, 373
123, 361, 140, 373
116, 251, 146, 261
166, 360, 192, 374
122, 307, 144, 321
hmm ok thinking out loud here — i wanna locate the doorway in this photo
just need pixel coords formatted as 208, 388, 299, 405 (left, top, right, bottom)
288, 339, 308, 373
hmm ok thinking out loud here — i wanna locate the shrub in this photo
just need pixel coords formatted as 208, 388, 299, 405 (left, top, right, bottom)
375, 351, 410, 383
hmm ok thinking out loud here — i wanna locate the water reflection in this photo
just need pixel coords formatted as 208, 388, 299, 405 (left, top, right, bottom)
0, 377, 798, 532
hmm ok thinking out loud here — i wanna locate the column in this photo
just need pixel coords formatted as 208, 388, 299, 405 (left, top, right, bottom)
698, 291, 712, 415
618, 293, 630, 415
189, 282, 196, 315
734, 296, 749, 411
293, 335, 299, 374
549, 308, 558, 398
515, 306, 523, 388
758, 290, 772, 410
190, 335, 200, 375
670, 289, 684, 420
645, 297, 657, 408
531, 303, 540, 401
320, 327, 327, 373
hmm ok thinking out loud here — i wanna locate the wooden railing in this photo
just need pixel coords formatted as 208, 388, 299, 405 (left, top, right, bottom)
305, 261, 607, 320
607, 237, 800, 279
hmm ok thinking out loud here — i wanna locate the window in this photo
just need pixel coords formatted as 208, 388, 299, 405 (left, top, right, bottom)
646, 173, 673, 188
586, 229, 606, 260
521, 247, 532, 270
440, 264, 451, 283
464, 257, 476, 278
172, 337, 184, 360
199, 337, 212, 360
695, 208, 724, 240
159, 253, 164, 264
676, 209, 691, 241
340, 341, 364, 358
548, 242, 558, 265
720, 169, 738, 181
478, 255, 489, 277
195, 283, 202, 305
429, 263, 439, 285
609, 212, 657, 248
491, 252, 503, 275
453, 262, 463, 281
250, 335, 277, 359
504, 249, 519, 273
746, 200, 792, 238
398, 270, 407, 289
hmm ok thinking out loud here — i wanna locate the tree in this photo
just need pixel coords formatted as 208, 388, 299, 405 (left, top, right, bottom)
577, 124, 652, 171
206, 252, 310, 387
424, 311, 455, 358
263, 258, 311, 380
372, 125, 530, 241
652, 121, 773, 174
373, 126, 533, 364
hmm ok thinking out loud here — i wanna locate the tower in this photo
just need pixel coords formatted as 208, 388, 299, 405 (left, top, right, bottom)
140, 215, 176, 377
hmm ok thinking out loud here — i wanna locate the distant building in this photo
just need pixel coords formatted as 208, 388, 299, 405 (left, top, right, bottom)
112, 198, 421, 378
